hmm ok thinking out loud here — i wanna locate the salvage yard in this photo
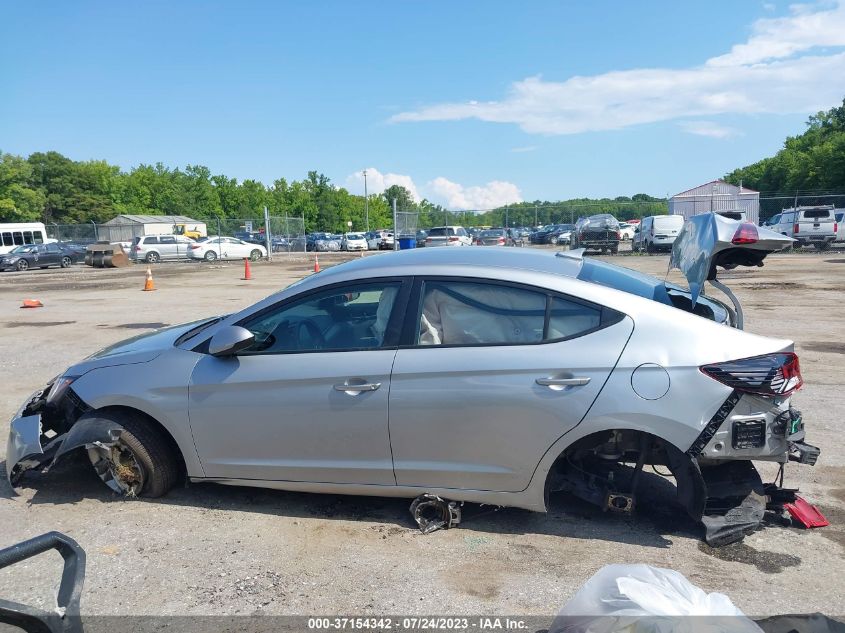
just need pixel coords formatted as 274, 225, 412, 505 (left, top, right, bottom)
1, 249, 844, 617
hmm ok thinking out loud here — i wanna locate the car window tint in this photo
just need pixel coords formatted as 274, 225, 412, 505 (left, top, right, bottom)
159, 236, 176, 244
547, 296, 602, 340
144, 236, 159, 244
240, 282, 401, 353
417, 281, 546, 346
802, 209, 830, 219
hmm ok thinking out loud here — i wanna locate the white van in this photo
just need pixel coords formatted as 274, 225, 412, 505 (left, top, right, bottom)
0, 223, 52, 255
632, 215, 685, 253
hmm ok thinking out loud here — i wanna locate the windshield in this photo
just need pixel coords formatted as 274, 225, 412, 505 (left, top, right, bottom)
346, 233, 364, 239
480, 230, 504, 237
802, 209, 831, 219
9, 245, 35, 254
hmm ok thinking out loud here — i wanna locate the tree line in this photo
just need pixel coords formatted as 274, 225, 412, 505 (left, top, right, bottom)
724, 98, 845, 218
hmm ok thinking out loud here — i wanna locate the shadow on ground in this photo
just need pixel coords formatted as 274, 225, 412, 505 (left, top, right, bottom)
2, 453, 700, 549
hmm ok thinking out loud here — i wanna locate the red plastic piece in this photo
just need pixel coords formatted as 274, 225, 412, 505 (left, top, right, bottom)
785, 495, 829, 528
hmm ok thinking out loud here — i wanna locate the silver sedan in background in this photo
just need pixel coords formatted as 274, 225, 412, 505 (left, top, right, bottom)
6, 215, 815, 546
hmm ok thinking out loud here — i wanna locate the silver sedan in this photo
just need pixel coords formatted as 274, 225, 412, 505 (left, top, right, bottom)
6, 215, 817, 545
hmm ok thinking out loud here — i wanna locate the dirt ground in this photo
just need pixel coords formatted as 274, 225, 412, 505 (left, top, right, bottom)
0, 246, 843, 618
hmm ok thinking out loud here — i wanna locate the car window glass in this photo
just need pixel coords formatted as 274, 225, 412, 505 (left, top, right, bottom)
417, 281, 546, 346
547, 296, 602, 340
159, 236, 176, 244
802, 209, 830, 219
46, 243, 60, 253
240, 282, 401, 353
144, 236, 159, 244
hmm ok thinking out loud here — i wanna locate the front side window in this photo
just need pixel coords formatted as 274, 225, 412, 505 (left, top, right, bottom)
240, 282, 402, 354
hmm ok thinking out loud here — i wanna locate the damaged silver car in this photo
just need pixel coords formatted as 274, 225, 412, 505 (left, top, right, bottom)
6, 214, 820, 545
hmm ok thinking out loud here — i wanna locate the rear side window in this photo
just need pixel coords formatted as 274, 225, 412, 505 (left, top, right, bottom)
416, 280, 612, 347
159, 236, 176, 244
802, 209, 831, 219
143, 236, 159, 244
428, 228, 452, 237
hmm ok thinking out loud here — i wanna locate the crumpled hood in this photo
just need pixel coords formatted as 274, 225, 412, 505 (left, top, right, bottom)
670, 214, 793, 304
70, 319, 211, 373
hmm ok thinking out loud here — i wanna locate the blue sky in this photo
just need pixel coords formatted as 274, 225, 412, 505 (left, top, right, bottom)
2, 1, 844, 209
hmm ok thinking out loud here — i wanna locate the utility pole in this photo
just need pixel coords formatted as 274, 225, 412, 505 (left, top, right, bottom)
392, 198, 398, 251
263, 205, 272, 261
534, 205, 538, 228
363, 170, 369, 232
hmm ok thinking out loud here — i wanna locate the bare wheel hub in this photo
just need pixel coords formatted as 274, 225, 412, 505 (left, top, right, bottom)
87, 442, 145, 496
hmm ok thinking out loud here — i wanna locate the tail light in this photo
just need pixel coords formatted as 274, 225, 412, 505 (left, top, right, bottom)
497, 237, 505, 244
448, 236, 459, 242
731, 223, 759, 244
794, 223, 799, 234
475, 239, 482, 245
131, 245, 140, 252
701, 352, 803, 397
426, 237, 432, 243
615, 231, 621, 239
835, 222, 838, 233
189, 244, 201, 250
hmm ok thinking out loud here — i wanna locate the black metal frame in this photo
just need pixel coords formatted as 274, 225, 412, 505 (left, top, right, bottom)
0, 532, 86, 633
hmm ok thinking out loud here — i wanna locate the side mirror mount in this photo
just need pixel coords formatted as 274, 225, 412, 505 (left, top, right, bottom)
209, 326, 255, 357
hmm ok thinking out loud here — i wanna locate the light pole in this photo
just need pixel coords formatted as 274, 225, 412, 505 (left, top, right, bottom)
363, 170, 369, 232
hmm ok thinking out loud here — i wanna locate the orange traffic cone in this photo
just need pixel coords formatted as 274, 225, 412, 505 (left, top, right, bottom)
142, 266, 156, 291
21, 298, 43, 308
242, 257, 252, 280
314, 254, 321, 273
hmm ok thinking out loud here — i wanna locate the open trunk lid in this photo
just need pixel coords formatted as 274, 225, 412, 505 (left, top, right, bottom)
669, 213, 793, 305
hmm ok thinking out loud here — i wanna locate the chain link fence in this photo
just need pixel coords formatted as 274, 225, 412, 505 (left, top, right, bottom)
46, 216, 308, 256
394, 211, 419, 250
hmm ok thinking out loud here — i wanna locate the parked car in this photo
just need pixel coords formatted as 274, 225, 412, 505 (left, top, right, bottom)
129, 234, 196, 263
570, 214, 621, 254
341, 233, 368, 251
618, 223, 637, 241
549, 224, 575, 245
763, 206, 837, 250
631, 215, 685, 254
474, 228, 509, 246
187, 236, 267, 262
7, 215, 814, 547
425, 226, 472, 247
0, 242, 78, 271
308, 232, 341, 252
835, 210, 844, 244
379, 232, 395, 250
415, 230, 428, 247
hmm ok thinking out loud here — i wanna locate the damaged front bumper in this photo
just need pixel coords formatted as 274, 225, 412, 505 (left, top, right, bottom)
5, 388, 124, 491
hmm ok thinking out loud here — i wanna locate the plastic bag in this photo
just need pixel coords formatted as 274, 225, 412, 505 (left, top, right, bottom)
550, 564, 762, 633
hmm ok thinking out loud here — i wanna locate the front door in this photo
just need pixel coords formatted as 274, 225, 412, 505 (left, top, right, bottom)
189, 279, 407, 484
388, 278, 633, 493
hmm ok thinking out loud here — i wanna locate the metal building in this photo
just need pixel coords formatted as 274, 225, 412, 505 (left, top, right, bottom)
669, 180, 759, 224
99, 214, 207, 243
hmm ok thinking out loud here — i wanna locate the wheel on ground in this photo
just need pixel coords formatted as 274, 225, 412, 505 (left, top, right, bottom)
16, 259, 29, 271
646, 241, 654, 254
610, 245, 619, 255
815, 242, 832, 251
86, 410, 179, 498
61, 256, 72, 268
204, 250, 217, 262
145, 251, 160, 264
249, 249, 262, 261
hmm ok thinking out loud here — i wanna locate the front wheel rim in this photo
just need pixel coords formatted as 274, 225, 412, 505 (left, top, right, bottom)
87, 442, 146, 496
250, 250, 261, 261
18, 260, 28, 271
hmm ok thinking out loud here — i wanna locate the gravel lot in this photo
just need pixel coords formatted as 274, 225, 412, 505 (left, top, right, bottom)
1, 247, 843, 618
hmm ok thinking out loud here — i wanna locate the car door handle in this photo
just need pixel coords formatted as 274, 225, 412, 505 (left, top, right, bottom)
333, 382, 381, 393
536, 377, 591, 387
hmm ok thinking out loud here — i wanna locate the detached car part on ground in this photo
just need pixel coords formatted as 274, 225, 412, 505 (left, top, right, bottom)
6, 214, 824, 546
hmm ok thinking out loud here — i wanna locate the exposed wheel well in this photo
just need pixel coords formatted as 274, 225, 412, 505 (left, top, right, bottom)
91, 406, 187, 482
543, 429, 705, 519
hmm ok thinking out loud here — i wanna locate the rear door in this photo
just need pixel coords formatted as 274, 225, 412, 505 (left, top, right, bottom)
388, 277, 633, 493
43, 243, 62, 266
158, 235, 179, 259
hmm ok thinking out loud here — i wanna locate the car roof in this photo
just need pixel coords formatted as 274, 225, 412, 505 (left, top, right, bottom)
312, 246, 583, 282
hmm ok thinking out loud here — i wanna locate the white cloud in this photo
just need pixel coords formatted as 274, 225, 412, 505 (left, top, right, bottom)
678, 120, 742, 138
345, 167, 421, 202
510, 145, 537, 153
391, 1, 845, 136
427, 177, 522, 210
707, 1, 845, 66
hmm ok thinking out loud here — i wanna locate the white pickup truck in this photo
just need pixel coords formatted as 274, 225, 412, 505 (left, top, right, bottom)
763, 205, 837, 250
